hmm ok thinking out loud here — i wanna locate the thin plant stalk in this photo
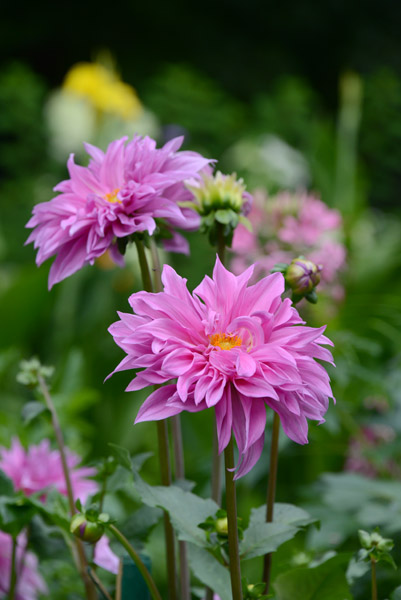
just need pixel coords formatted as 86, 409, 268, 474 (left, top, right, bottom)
224, 437, 243, 600
108, 524, 163, 600
210, 222, 226, 505
37, 375, 97, 600
262, 412, 280, 592
206, 225, 226, 600
8, 536, 17, 600
149, 237, 190, 600
371, 557, 377, 600
135, 237, 178, 600
88, 567, 114, 600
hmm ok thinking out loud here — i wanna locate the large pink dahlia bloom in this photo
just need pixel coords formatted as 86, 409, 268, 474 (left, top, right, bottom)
109, 257, 335, 478
0, 438, 97, 502
0, 532, 47, 600
26, 135, 211, 288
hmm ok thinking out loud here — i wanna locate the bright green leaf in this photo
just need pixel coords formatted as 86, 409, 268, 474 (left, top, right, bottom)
0, 469, 15, 497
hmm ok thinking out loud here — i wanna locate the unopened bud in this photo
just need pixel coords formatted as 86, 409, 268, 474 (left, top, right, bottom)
215, 517, 228, 535
286, 258, 322, 296
70, 514, 104, 543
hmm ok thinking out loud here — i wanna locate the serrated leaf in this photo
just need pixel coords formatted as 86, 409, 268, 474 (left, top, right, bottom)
274, 554, 353, 600
188, 544, 232, 600
240, 504, 316, 560
22, 401, 48, 424
0, 469, 15, 497
134, 473, 219, 547
108, 443, 132, 471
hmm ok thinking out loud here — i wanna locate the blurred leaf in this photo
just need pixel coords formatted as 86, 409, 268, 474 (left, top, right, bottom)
122, 505, 162, 546
0, 468, 15, 496
22, 401, 47, 424
134, 473, 219, 547
391, 586, 401, 600
274, 554, 353, 600
240, 504, 316, 560
188, 544, 232, 600
108, 443, 132, 471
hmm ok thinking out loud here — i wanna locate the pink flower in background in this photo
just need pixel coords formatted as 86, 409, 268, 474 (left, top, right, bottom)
93, 535, 119, 574
0, 438, 97, 502
109, 257, 334, 478
0, 531, 47, 600
0, 439, 119, 576
26, 135, 211, 288
231, 190, 346, 296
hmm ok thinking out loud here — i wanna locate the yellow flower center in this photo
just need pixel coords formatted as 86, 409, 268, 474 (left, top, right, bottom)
104, 188, 121, 204
209, 333, 242, 350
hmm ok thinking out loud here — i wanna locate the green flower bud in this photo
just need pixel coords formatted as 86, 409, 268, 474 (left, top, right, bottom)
215, 517, 228, 535
70, 514, 104, 543
358, 529, 372, 550
286, 257, 322, 296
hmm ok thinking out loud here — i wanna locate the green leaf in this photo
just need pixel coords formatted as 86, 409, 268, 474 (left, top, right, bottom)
188, 544, 232, 600
215, 209, 233, 224
108, 443, 132, 471
122, 505, 163, 543
274, 554, 353, 600
22, 401, 48, 424
238, 215, 253, 231
0, 469, 15, 497
0, 497, 36, 536
131, 452, 153, 473
134, 473, 219, 547
240, 504, 316, 560
390, 586, 401, 600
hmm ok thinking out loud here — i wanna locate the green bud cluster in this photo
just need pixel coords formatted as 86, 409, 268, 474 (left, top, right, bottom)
357, 528, 396, 568
17, 358, 54, 388
241, 577, 270, 599
184, 171, 252, 247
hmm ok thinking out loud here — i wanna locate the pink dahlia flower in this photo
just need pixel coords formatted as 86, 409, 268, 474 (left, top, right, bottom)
0, 438, 97, 503
231, 190, 346, 296
26, 135, 211, 288
109, 257, 334, 478
0, 531, 47, 600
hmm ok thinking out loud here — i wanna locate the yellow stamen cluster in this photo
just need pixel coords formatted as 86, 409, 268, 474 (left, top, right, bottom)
104, 188, 121, 204
209, 333, 242, 351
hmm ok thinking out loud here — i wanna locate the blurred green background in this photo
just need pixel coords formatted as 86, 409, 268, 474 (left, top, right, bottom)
1, 2, 401, 597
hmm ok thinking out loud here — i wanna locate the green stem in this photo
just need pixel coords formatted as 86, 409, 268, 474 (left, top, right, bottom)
371, 557, 377, 600
8, 536, 17, 600
135, 238, 178, 600
216, 223, 226, 265
37, 375, 97, 600
157, 420, 178, 600
224, 437, 243, 600
134, 237, 154, 293
262, 412, 280, 592
149, 237, 188, 600
108, 524, 163, 600
205, 224, 227, 600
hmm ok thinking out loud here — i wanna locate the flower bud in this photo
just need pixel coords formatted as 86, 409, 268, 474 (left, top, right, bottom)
70, 514, 104, 543
215, 517, 228, 536
286, 258, 322, 296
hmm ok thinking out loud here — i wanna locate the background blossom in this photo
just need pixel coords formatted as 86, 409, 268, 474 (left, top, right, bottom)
231, 190, 346, 298
26, 135, 211, 288
0, 532, 47, 600
109, 257, 334, 478
0, 438, 97, 502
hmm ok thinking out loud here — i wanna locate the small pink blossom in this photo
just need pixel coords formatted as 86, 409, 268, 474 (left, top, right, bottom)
26, 135, 211, 288
93, 535, 120, 574
0, 531, 47, 600
109, 257, 334, 478
231, 190, 346, 295
0, 438, 97, 502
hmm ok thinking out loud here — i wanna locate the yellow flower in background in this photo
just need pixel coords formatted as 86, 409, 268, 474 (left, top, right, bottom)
63, 62, 142, 120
